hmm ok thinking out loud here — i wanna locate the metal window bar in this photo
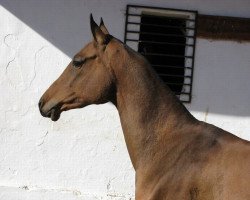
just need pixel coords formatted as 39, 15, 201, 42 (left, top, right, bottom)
127, 30, 195, 39
124, 5, 198, 103
141, 52, 194, 59
127, 22, 195, 30
152, 64, 193, 69
127, 13, 196, 22
126, 39, 195, 47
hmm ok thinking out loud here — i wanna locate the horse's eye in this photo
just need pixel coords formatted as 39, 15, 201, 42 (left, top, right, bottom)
72, 57, 85, 68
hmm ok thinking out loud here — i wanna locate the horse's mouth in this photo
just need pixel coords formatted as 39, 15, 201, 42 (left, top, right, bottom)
47, 108, 61, 121
39, 97, 82, 121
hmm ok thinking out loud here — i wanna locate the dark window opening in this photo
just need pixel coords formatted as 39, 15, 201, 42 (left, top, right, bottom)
124, 5, 197, 103
138, 14, 186, 94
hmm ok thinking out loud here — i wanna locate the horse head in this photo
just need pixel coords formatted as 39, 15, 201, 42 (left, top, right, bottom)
39, 15, 117, 121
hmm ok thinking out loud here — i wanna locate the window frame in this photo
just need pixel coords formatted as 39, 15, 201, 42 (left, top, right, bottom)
124, 5, 198, 103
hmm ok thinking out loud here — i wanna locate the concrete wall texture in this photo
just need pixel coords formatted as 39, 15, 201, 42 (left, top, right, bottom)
0, 0, 249, 199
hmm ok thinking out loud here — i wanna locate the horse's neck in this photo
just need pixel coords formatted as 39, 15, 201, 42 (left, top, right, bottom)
112, 47, 195, 169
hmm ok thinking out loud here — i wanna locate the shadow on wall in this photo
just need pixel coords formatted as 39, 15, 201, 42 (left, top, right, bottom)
0, 0, 125, 58
1, 0, 250, 117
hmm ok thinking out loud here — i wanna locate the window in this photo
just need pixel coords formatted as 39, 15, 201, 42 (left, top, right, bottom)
124, 5, 197, 103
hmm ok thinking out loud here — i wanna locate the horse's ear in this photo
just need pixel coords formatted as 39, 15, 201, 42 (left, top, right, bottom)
100, 17, 109, 35
90, 14, 106, 45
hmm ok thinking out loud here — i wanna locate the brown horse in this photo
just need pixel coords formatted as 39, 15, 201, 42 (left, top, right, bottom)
39, 15, 250, 200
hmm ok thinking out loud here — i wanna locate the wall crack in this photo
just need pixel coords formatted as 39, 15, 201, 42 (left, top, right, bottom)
29, 46, 47, 87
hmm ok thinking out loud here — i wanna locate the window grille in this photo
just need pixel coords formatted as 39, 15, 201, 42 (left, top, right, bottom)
124, 5, 197, 103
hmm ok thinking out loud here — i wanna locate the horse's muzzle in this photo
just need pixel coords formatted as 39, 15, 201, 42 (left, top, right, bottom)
38, 98, 61, 121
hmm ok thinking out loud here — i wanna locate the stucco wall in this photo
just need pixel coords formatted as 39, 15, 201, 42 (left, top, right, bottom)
0, 0, 249, 199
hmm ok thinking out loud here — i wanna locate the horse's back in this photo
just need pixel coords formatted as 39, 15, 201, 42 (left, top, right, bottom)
154, 123, 250, 200
215, 131, 250, 200
195, 123, 250, 200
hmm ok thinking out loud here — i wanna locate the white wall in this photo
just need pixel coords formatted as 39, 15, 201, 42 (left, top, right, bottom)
0, 0, 249, 199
